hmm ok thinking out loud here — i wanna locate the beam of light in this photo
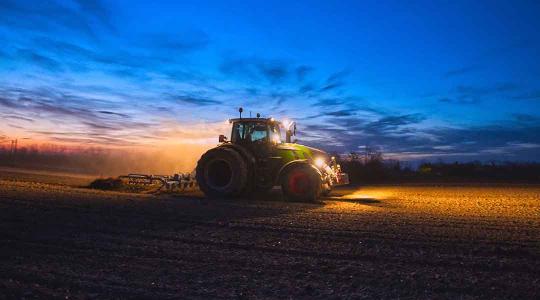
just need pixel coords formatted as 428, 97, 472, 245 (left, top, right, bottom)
338, 189, 391, 201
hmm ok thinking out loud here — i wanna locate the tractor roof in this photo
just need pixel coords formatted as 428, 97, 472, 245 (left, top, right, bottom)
229, 118, 279, 124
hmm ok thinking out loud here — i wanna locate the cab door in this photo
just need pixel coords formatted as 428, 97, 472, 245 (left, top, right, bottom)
232, 121, 273, 156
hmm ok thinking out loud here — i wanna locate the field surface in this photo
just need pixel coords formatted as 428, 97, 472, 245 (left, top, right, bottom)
0, 170, 539, 299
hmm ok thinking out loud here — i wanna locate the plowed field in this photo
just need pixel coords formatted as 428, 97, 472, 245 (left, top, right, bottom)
0, 172, 539, 299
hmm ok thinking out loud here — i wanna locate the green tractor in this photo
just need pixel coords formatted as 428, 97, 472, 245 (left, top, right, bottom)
196, 108, 349, 201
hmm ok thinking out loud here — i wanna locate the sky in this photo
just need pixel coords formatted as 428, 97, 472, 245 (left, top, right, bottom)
1, 0, 540, 162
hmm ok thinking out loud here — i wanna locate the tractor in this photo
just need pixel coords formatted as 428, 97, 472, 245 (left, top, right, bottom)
195, 108, 349, 201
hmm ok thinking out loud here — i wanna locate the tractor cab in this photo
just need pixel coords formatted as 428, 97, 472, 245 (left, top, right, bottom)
229, 118, 281, 143
223, 118, 282, 159
219, 108, 296, 147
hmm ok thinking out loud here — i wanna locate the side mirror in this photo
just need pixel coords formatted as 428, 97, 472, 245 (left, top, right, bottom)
219, 135, 227, 143
285, 130, 292, 143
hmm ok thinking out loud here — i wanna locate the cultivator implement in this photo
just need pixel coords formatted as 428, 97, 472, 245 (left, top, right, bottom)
119, 172, 198, 192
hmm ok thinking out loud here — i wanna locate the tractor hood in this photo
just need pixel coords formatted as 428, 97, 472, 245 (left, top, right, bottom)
276, 143, 329, 160
302, 145, 329, 159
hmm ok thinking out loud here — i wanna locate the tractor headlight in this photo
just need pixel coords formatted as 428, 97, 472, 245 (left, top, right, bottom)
314, 157, 325, 168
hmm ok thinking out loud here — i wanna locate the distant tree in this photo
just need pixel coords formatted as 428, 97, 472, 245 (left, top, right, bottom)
348, 152, 360, 161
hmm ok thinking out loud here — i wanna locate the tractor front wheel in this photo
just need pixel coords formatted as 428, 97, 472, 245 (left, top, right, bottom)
281, 165, 321, 202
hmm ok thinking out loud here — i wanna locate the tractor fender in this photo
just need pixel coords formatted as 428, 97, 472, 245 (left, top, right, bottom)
276, 159, 323, 185
220, 144, 256, 166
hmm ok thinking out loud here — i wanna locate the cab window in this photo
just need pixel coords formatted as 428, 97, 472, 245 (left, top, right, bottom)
232, 122, 245, 142
232, 122, 268, 143
248, 123, 268, 142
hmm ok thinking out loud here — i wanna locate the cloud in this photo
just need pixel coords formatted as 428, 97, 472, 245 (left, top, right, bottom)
442, 65, 480, 78
0, 0, 109, 39
168, 94, 222, 106
8, 124, 25, 129
33, 37, 102, 62
98, 111, 130, 118
298, 84, 315, 94
16, 49, 63, 71
422, 124, 540, 157
15, 22, 208, 83
82, 121, 120, 131
256, 61, 289, 83
0, 86, 165, 145
73, 0, 112, 29
296, 65, 313, 81
313, 98, 345, 107
363, 114, 426, 134
440, 83, 518, 104
0, 96, 21, 109
455, 85, 489, 96
2, 115, 34, 122
301, 117, 540, 161
326, 70, 350, 83
512, 90, 540, 100
30, 98, 91, 117
326, 110, 355, 117
219, 56, 291, 84
134, 30, 209, 52
2, 82, 540, 161
331, 116, 367, 131
319, 69, 350, 92
319, 82, 343, 92
219, 55, 328, 88
512, 113, 540, 122
297, 111, 428, 153
32, 36, 193, 78
296, 110, 540, 162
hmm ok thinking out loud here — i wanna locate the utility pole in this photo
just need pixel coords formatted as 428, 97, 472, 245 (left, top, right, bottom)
364, 145, 370, 164
9, 139, 17, 156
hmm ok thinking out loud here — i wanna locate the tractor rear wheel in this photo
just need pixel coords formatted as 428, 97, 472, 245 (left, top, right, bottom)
196, 147, 248, 198
281, 165, 321, 202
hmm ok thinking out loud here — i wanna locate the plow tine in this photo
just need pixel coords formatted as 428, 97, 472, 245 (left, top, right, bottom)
119, 173, 198, 193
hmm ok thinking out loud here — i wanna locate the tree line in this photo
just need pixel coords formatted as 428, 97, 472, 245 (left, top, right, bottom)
1, 144, 539, 182
336, 151, 540, 183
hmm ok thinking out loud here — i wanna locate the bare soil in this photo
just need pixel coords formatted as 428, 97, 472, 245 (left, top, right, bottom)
0, 171, 539, 299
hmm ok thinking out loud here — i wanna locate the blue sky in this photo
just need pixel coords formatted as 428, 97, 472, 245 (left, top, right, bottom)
1, 0, 540, 161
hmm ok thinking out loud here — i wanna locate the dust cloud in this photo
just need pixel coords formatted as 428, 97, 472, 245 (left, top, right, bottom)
1, 120, 230, 176
0, 142, 214, 176
91, 144, 213, 176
